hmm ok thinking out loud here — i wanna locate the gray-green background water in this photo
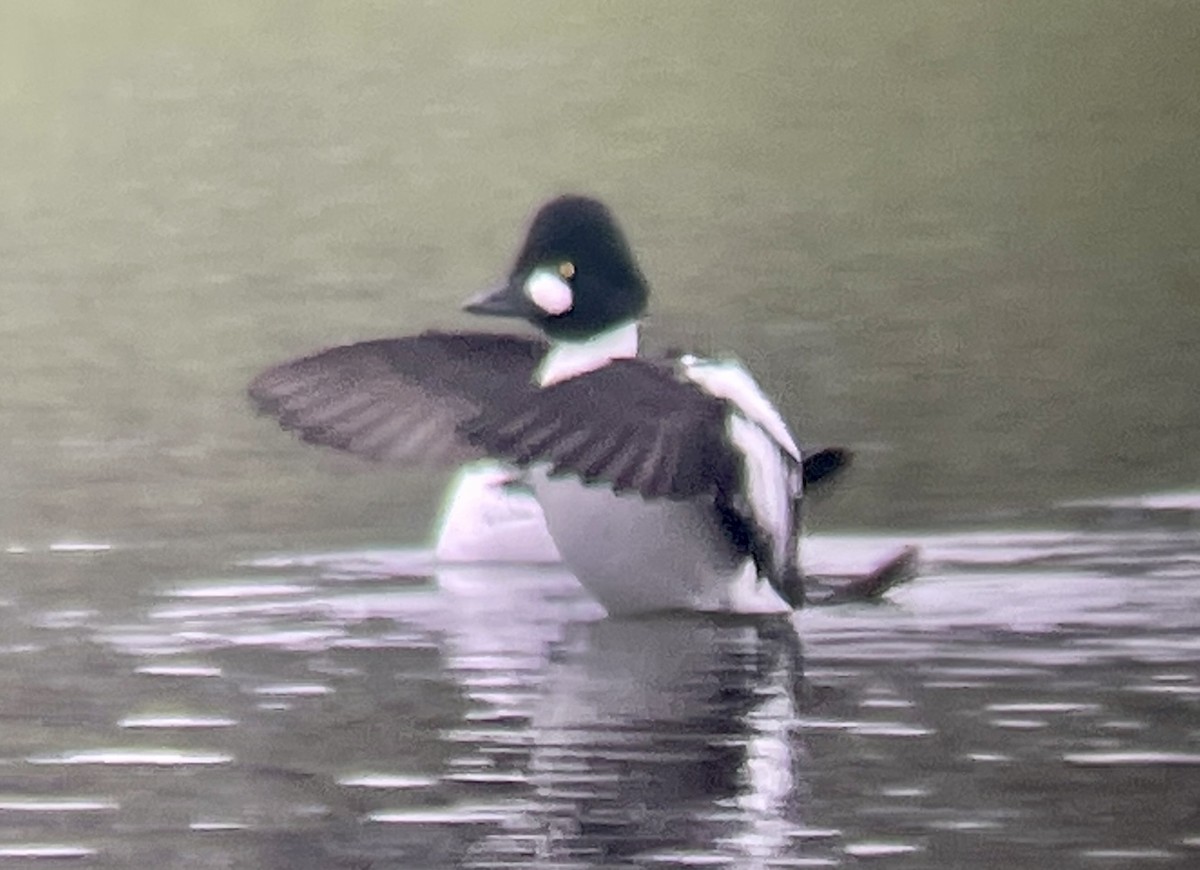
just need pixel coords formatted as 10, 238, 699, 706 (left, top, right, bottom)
2, 2, 1198, 867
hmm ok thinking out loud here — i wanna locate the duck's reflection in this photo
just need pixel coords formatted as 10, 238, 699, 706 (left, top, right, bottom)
477, 612, 813, 864
276, 556, 823, 864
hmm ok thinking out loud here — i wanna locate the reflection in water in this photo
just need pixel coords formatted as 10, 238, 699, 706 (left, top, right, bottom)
512, 616, 809, 865
302, 560, 818, 865
1, 509, 1196, 867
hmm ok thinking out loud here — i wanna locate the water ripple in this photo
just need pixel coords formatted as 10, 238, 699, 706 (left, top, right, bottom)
1064, 751, 1200, 767
0, 844, 98, 859
0, 797, 118, 813
27, 748, 234, 766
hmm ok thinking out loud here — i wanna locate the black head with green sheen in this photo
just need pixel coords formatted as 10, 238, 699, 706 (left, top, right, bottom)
463, 195, 650, 341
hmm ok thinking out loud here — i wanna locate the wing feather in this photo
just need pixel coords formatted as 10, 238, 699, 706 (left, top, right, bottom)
461, 359, 742, 501
248, 332, 547, 466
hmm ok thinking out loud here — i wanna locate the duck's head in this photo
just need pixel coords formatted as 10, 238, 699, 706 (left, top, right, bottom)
464, 195, 650, 341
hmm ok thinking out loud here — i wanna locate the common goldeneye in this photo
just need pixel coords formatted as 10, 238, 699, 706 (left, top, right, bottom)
249, 195, 849, 615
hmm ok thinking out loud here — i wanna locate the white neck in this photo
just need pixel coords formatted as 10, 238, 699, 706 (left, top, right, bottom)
536, 321, 639, 386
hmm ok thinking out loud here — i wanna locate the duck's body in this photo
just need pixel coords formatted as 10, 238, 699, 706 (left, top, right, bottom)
530, 467, 787, 613
250, 195, 839, 615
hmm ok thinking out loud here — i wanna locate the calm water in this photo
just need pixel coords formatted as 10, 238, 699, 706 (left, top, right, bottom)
3, 1, 1199, 867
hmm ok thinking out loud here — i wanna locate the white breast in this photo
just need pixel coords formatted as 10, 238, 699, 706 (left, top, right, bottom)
529, 468, 790, 616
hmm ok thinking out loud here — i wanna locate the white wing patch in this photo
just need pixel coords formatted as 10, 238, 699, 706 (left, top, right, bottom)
727, 413, 794, 570
680, 356, 801, 461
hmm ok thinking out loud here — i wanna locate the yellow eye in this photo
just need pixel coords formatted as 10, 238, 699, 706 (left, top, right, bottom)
558, 261, 575, 280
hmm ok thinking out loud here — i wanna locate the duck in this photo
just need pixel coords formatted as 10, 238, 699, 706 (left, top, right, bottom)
248, 195, 849, 615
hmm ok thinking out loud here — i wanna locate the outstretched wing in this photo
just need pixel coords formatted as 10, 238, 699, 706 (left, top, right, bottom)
248, 331, 547, 465
459, 358, 743, 501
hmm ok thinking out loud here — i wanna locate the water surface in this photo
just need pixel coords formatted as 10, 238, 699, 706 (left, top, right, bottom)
4, 512, 1200, 867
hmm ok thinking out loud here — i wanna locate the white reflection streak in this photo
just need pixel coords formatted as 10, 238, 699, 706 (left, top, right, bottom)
727, 670, 799, 866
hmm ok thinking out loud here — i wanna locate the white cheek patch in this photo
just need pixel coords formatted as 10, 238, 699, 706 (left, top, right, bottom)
525, 271, 573, 315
